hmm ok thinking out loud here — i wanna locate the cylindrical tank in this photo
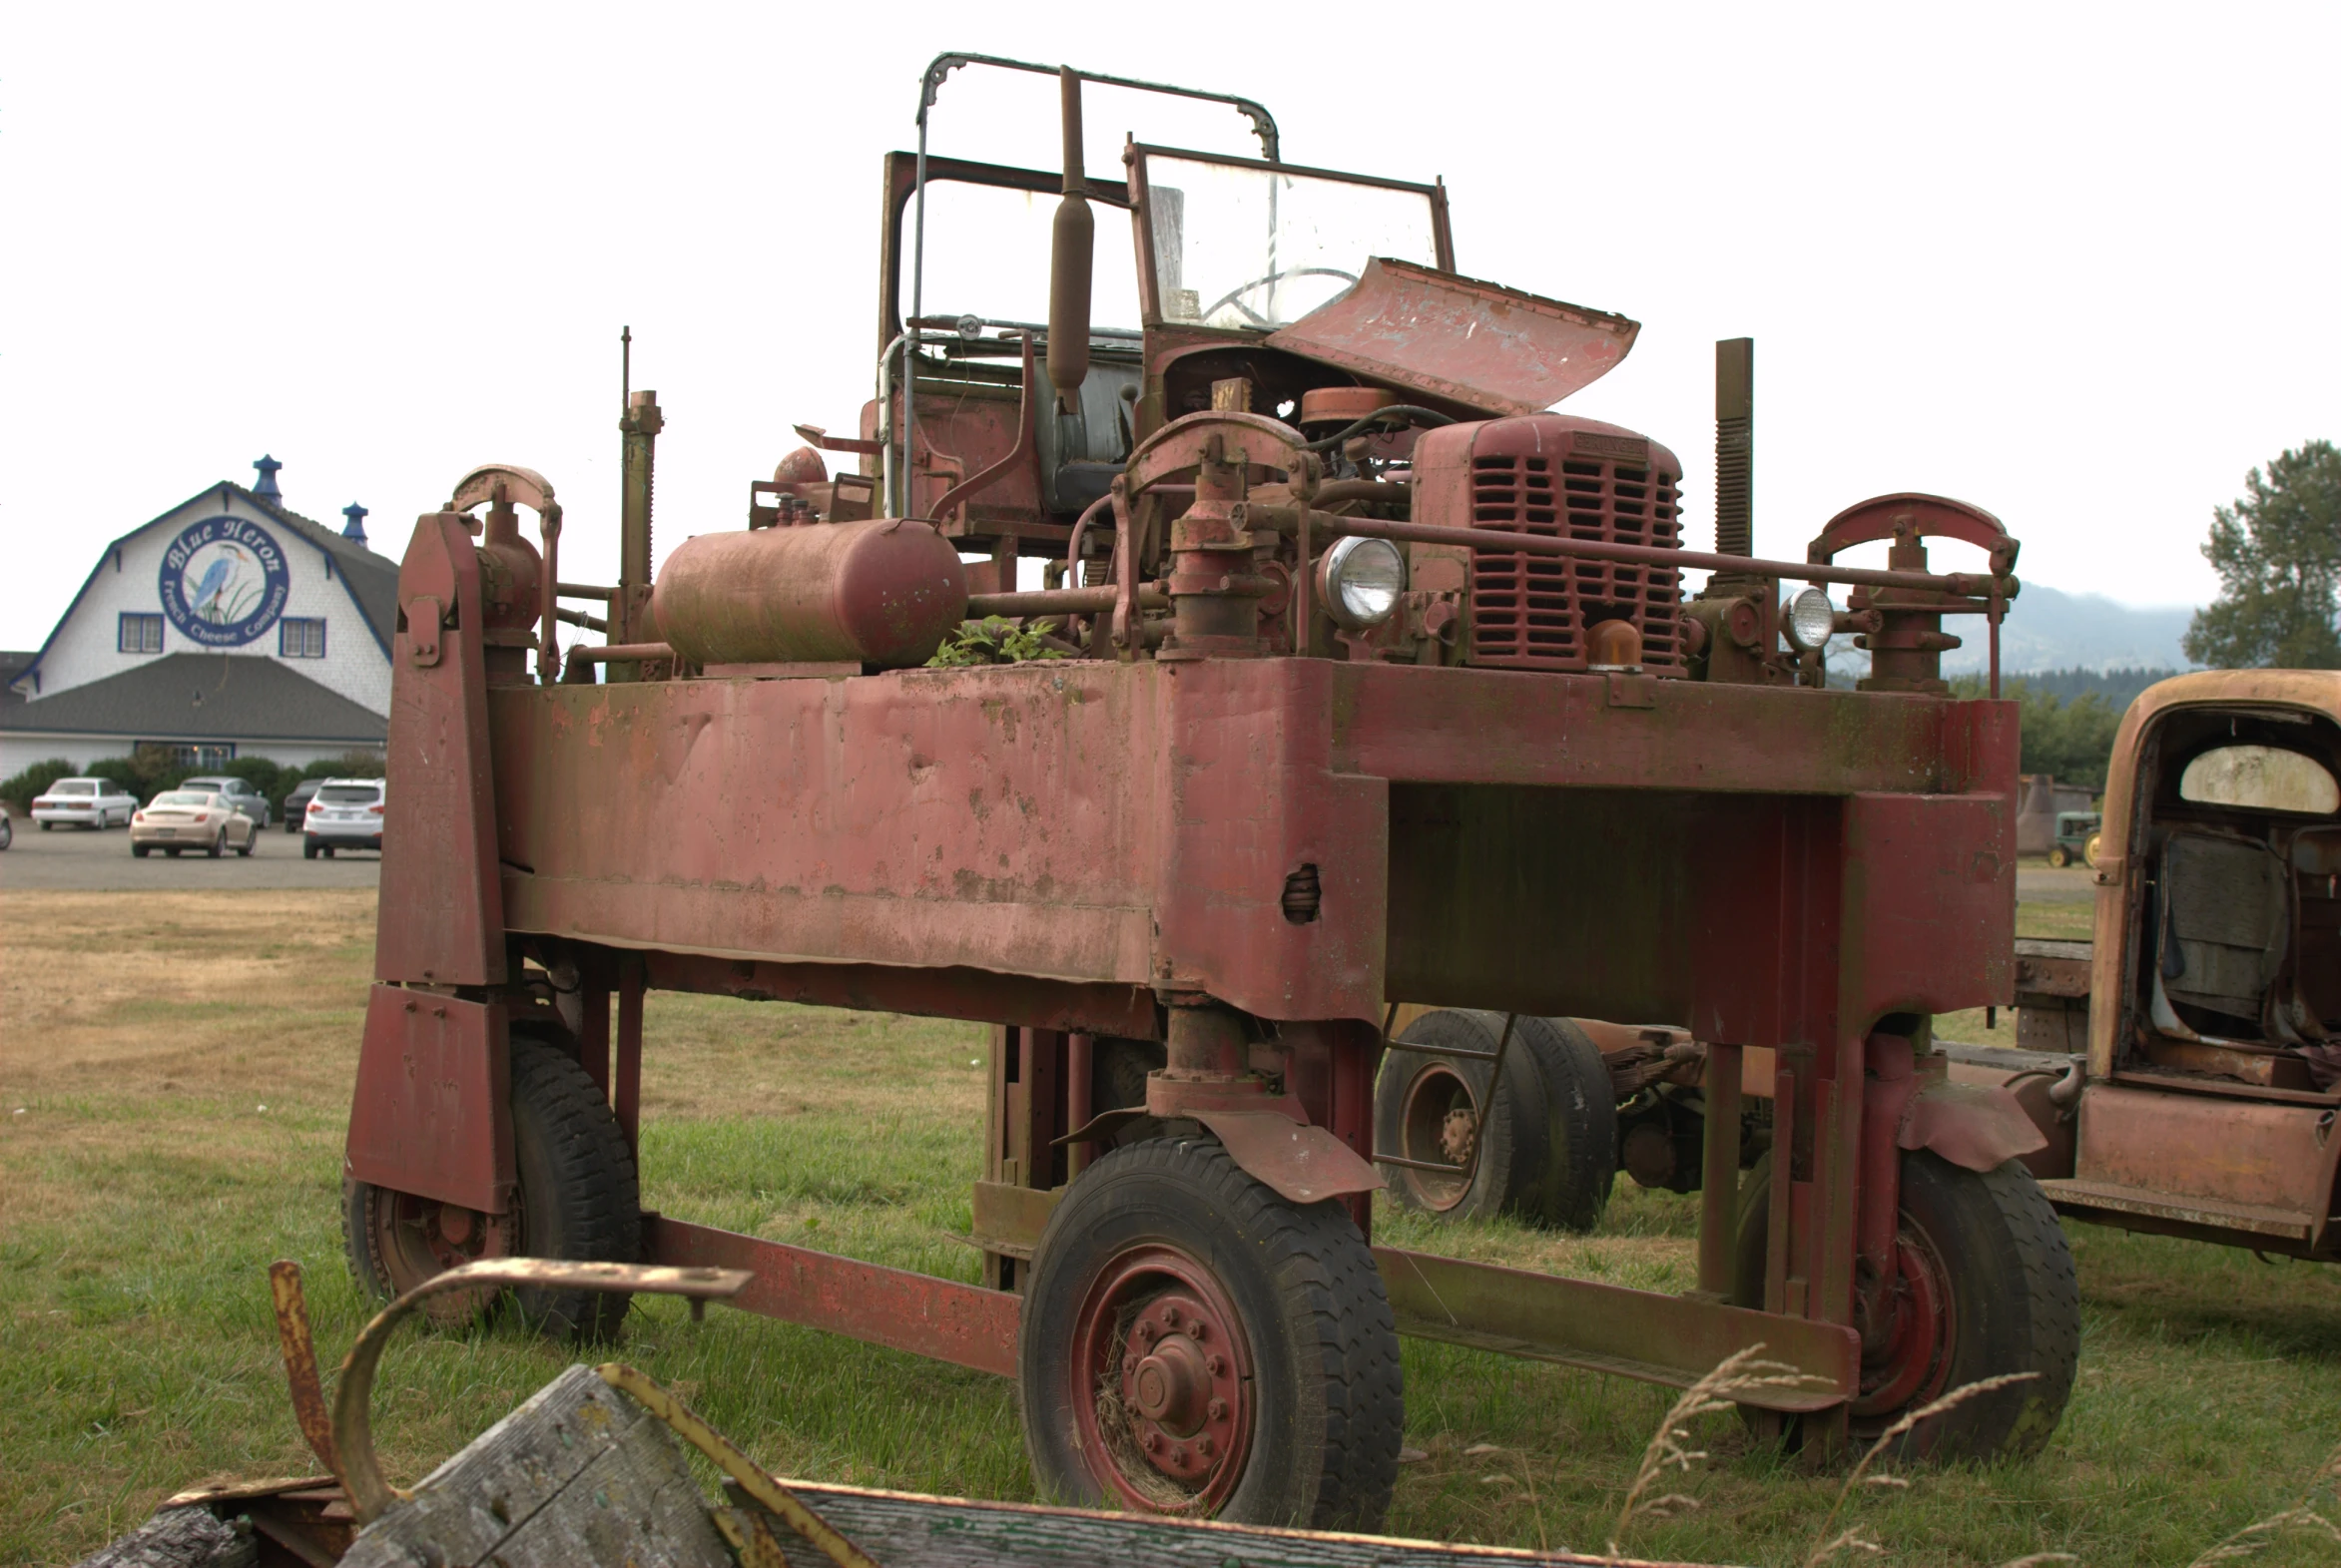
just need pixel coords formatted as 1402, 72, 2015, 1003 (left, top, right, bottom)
652, 518, 967, 669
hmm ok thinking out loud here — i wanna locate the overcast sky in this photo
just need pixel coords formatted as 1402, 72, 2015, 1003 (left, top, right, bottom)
6, 3, 2336, 651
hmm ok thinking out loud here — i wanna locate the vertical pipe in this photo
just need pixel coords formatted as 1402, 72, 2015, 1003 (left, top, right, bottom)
1065, 1032, 1094, 1179
617, 389, 662, 658
903, 101, 930, 518
615, 957, 644, 1158
1713, 338, 1754, 563
1696, 1043, 1744, 1297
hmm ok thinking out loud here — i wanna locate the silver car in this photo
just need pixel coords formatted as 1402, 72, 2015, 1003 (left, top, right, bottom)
180, 775, 273, 828
303, 778, 385, 857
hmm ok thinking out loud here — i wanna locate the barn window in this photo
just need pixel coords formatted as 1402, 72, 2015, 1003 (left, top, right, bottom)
280, 618, 327, 659
118, 613, 164, 654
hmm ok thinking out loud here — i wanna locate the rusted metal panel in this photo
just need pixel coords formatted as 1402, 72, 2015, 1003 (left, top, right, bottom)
376, 513, 506, 987
1375, 1247, 1857, 1412
1842, 790, 2018, 1016
1898, 1079, 2048, 1172
1265, 259, 1638, 416
2073, 1082, 2335, 1218
1192, 1110, 1384, 1204
2013, 937, 2091, 999
343, 987, 514, 1215
1333, 662, 2005, 794
645, 951, 1159, 1040
644, 1215, 1021, 1377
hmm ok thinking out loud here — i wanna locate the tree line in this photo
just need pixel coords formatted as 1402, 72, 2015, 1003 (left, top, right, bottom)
0, 748, 384, 816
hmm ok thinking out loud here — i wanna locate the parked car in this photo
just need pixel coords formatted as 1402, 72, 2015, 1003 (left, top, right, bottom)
180, 776, 273, 828
30, 777, 137, 829
0, 812, 12, 850
303, 778, 385, 857
131, 790, 259, 857
2047, 808, 2102, 868
283, 778, 325, 832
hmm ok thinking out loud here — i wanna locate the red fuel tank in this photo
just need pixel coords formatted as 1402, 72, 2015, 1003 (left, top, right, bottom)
652, 518, 968, 669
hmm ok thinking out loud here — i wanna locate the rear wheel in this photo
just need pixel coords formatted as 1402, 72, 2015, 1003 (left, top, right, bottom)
132, 843, 150, 858
343, 1035, 640, 1339
2047, 845, 2069, 868
1374, 1009, 1551, 1223
1019, 1137, 1403, 1529
207, 829, 225, 858
1514, 1016, 1617, 1232
1733, 1150, 2077, 1460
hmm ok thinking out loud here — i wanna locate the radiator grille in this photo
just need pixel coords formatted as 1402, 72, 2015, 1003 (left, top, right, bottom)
1466, 452, 1682, 672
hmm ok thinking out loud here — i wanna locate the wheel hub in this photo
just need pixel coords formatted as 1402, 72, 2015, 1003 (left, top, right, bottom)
1071, 1249, 1254, 1510
1852, 1225, 1954, 1417
1439, 1108, 1477, 1167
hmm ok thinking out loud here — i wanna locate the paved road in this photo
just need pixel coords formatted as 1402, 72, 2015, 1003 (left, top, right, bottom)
2016, 863, 2097, 903
0, 817, 380, 891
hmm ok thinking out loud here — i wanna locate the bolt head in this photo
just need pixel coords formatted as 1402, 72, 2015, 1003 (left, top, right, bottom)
1141, 1431, 1162, 1453
1169, 1445, 1187, 1466
1205, 1353, 1226, 1376
1188, 1319, 1208, 1342
1161, 1305, 1181, 1327
1196, 1434, 1215, 1457
1207, 1397, 1229, 1421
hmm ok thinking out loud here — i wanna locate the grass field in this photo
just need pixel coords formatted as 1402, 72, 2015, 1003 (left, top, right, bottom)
5, 887, 2340, 1566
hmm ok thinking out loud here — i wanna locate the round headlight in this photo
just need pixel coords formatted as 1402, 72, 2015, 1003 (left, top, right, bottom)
1784, 586, 1836, 653
1317, 536, 1406, 630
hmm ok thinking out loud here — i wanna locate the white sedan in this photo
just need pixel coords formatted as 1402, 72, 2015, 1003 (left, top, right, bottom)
31, 777, 138, 829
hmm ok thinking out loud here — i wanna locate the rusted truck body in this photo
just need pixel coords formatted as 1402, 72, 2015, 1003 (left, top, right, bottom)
1954, 670, 2341, 1257
341, 55, 2075, 1529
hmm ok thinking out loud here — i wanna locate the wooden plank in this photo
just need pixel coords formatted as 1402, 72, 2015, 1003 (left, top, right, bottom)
742, 1479, 1727, 1567
338, 1364, 730, 1568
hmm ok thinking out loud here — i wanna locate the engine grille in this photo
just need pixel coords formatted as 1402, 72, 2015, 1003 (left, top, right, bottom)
1466, 450, 1683, 672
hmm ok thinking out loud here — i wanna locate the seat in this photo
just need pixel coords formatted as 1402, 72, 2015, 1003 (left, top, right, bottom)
2158, 831, 2290, 1026
1036, 362, 1138, 514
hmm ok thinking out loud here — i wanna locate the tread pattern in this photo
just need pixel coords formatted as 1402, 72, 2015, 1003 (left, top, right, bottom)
1513, 1016, 1618, 1232
1020, 1137, 1404, 1530
507, 1036, 642, 1341
1966, 1155, 2081, 1458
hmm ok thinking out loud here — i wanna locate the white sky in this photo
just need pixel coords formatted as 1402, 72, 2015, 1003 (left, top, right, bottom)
6, 2, 2336, 650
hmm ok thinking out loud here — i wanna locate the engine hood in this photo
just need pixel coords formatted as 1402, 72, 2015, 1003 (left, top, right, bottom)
1264, 258, 1638, 417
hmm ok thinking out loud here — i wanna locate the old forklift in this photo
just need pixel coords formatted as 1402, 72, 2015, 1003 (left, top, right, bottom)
343, 54, 2074, 1529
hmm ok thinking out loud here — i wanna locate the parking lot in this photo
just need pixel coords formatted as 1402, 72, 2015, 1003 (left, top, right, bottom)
0, 817, 380, 890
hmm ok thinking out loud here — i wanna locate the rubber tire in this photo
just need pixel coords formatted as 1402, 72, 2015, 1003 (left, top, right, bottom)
1374, 1009, 1552, 1223
236, 836, 253, 857
40, 820, 51, 830
1513, 1016, 1618, 1232
1732, 1150, 2078, 1461
343, 1036, 641, 1341
302, 839, 318, 859
323, 845, 334, 858
165, 847, 181, 857
207, 829, 225, 858
2047, 845, 2069, 868
1019, 1137, 1404, 1530
132, 843, 150, 857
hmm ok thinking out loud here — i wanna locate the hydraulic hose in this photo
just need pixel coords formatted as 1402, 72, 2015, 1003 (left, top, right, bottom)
1298, 404, 1457, 452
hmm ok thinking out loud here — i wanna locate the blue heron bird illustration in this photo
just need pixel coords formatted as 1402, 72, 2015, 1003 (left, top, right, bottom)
186, 546, 251, 622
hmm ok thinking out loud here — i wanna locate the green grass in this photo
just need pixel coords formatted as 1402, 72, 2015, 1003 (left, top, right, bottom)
5, 889, 2341, 1565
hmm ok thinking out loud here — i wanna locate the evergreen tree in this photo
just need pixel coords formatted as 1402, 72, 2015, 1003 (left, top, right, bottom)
2183, 440, 2341, 669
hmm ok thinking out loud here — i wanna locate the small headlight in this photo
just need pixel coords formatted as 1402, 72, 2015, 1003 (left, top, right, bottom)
1784, 586, 1836, 653
1317, 536, 1406, 631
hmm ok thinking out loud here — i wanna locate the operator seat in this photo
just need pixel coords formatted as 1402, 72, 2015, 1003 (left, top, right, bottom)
1037, 361, 1139, 515
2157, 831, 2290, 1029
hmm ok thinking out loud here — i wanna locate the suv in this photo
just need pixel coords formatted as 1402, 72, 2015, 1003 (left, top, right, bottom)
283, 778, 325, 832
303, 778, 384, 857
180, 776, 273, 829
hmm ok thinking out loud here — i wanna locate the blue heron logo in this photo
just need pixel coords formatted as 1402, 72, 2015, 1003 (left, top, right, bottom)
158, 517, 291, 648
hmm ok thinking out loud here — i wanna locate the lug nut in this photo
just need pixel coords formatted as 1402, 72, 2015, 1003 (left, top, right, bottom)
1196, 1434, 1215, 1457
1162, 1305, 1181, 1327
1141, 1431, 1162, 1453
1189, 1320, 1208, 1342
1207, 1397, 1228, 1420
1205, 1353, 1226, 1375
1169, 1445, 1187, 1465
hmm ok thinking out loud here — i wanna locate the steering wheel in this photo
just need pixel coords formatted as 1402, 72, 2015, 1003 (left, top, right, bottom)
1201, 266, 1360, 327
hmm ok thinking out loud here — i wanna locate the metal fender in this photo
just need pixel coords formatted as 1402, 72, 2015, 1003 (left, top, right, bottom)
1192, 1110, 1385, 1206
344, 986, 516, 1215
1897, 1078, 2048, 1173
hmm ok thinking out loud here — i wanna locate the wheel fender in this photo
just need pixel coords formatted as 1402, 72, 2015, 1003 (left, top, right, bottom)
1897, 1078, 2048, 1173
1192, 1110, 1384, 1206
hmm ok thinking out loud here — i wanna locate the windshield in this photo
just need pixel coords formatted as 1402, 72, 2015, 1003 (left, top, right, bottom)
154, 792, 213, 807
1141, 152, 1441, 330
51, 781, 95, 795
320, 785, 381, 803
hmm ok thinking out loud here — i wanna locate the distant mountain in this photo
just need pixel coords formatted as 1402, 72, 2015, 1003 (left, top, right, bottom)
1954, 582, 2195, 674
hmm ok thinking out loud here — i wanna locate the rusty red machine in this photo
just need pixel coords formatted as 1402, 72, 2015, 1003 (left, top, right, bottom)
343, 55, 2075, 1530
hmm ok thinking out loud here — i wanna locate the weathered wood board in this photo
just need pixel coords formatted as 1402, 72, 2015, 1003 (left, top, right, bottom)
338, 1363, 730, 1568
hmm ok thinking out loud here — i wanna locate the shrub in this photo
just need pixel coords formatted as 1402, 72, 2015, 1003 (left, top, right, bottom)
0, 758, 79, 814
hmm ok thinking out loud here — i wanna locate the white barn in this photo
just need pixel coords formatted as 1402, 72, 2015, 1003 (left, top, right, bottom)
1, 458, 398, 777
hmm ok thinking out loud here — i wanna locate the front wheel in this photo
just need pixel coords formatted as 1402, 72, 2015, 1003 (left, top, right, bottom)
344, 1035, 640, 1339
1019, 1137, 1403, 1529
1734, 1150, 2077, 1460
2047, 845, 2069, 868
207, 829, 225, 859
2082, 831, 2102, 869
